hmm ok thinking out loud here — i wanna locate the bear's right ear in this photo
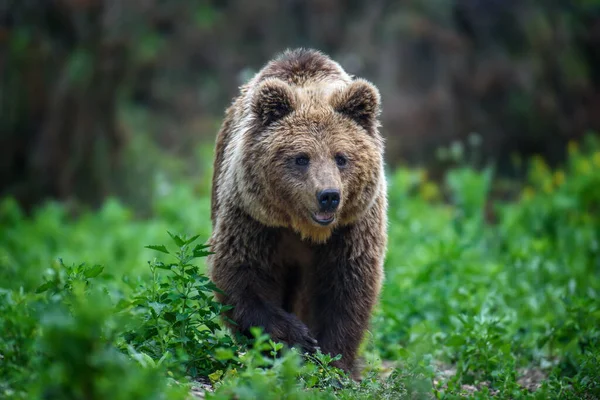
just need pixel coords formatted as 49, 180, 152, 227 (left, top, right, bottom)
252, 78, 296, 126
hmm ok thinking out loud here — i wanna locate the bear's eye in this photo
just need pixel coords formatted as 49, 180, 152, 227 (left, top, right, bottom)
335, 155, 347, 167
295, 155, 310, 166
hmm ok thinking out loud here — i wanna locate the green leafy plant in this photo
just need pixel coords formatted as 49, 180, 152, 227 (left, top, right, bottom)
33, 287, 188, 400
126, 232, 237, 378
208, 327, 350, 400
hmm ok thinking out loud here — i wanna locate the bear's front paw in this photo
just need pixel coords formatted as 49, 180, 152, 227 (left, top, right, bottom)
271, 312, 318, 353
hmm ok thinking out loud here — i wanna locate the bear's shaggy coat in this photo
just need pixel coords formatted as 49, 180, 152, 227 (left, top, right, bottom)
208, 48, 387, 376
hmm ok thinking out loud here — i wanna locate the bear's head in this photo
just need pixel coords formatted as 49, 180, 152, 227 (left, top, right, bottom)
238, 77, 384, 243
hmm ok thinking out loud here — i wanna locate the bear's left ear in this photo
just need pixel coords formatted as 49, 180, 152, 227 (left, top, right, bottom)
330, 79, 381, 133
252, 78, 297, 126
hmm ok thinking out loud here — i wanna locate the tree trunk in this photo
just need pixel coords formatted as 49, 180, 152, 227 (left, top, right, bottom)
0, 0, 128, 211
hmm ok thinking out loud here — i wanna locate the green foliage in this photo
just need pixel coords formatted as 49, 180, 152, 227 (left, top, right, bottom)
32, 288, 188, 400
377, 136, 600, 398
1, 256, 190, 400
126, 233, 236, 377
208, 329, 343, 399
1, 137, 600, 398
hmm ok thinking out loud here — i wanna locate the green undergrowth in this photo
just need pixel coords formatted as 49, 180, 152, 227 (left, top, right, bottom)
1, 136, 599, 399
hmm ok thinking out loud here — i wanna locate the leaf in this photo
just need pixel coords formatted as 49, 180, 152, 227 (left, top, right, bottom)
215, 348, 235, 361
396, 347, 410, 359
191, 292, 208, 300
446, 335, 466, 347
184, 234, 201, 245
166, 293, 184, 302
84, 264, 104, 278
168, 231, 185, 247
269, 340, 284, 351
35, 281, 54, 294
209, 321, 222, 332
157, 352, 172, 366
145, 245, 169, 254
176, 312, 189, 322
163, 312, 176, 323
128, 347, 156, 369
193, 249, 213, 258
154, 262, 174, 270
203, 281, 222, 293
148, 302, 166, 316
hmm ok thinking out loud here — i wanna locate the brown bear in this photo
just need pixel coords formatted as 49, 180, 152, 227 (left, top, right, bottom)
208, 48, 387, 377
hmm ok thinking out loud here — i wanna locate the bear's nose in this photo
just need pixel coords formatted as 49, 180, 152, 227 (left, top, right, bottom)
317, 189, 340, 212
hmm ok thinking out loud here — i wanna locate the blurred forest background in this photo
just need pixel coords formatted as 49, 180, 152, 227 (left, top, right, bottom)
2, 0, 600, 211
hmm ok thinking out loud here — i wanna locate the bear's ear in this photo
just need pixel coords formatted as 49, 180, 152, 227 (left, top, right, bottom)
252, 78, 296, 126
331, 79, 381, 133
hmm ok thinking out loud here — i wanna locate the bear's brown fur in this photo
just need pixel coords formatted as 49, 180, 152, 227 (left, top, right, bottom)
208, 49, 387, 377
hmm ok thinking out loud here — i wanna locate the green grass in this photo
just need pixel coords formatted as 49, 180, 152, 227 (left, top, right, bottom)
1, 136, 599, 399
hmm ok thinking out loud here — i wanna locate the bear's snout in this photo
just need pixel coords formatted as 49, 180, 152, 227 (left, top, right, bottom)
317, 189, 340, 212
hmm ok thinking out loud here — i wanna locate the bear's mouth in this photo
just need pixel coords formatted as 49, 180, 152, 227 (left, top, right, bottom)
311, 212, 335, 226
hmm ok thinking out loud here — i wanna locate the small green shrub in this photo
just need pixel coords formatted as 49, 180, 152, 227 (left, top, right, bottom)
125, 232, 237, 377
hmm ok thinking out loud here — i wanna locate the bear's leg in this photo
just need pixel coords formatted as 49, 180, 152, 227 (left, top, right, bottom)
311, 231, 383, 378
223, 272, 318, 352
209, 211, 318, 352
